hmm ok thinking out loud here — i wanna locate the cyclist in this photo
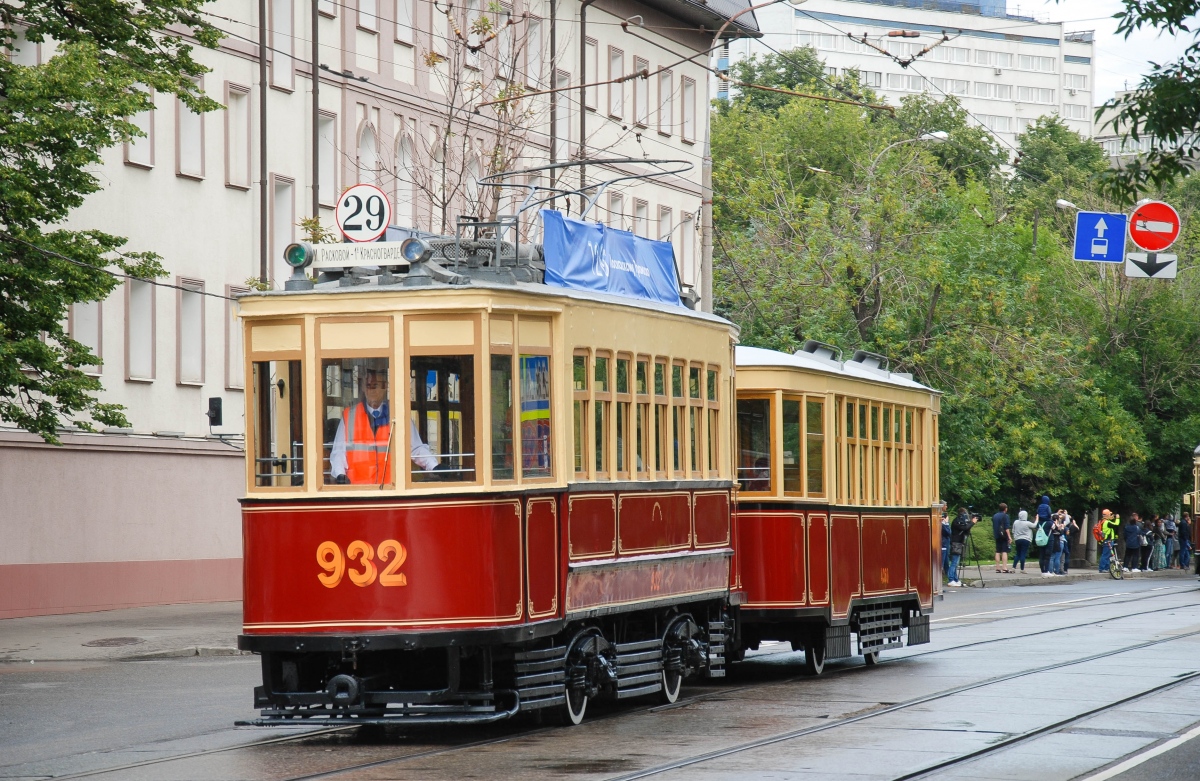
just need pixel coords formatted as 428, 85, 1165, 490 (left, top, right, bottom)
1097, 508, 1121, 577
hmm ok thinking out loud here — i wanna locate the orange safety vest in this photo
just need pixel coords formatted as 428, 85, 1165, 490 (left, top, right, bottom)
343, 402, 391, 484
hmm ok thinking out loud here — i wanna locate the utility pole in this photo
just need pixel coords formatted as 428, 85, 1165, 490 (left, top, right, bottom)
311, 0, 320, 219
258, 0, 268, 284
579, 0, 596, 213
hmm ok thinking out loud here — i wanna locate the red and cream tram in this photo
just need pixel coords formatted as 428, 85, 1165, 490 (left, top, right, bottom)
237, 231, 940, 726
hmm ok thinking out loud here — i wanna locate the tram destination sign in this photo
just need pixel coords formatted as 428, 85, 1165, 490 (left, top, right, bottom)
310, 241, 412, 271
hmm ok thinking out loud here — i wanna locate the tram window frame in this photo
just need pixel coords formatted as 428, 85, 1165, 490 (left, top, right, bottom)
489, 316, 515, 483
594, 350, 612, 478
573, 349, 590, 478
653, 358, 668, 478
516, 316, 555, 483
315, 316, 396, 491
736, 394, 774, 494
615, 353, 632, 479
782, 396, 802, 494
806, 397, 826, 497
671, 360, 686, 476
705, 366, 719, 477
688, 362, 703, 479
246, 319, 306, 492
250, 357, 306, 490
404, 314, 482, 487
635, 356, 651, 479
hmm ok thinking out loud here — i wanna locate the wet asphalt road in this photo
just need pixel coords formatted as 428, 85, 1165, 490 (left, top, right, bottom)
1, 578, 1199, 781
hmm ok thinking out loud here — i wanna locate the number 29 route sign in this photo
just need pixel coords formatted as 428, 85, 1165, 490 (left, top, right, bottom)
1128, 200, 1181, 252
336, 183, 392, 243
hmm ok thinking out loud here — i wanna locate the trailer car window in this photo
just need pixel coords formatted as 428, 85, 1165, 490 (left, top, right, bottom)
737, 398, 771, 493
519, 355, 552, 478
252, 360, 304, 487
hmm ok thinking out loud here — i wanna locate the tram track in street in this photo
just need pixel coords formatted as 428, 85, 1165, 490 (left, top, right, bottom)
33, 583, 1200, 780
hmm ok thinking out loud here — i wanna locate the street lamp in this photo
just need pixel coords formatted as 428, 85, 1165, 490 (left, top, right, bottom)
1056, 199, 1079, 211
867, 131, 949, 180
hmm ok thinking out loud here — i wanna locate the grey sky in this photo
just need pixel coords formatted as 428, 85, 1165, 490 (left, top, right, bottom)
1034, 0, 1196, 103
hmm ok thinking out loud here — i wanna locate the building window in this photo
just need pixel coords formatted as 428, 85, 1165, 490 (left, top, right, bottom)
608, 47, 624, 118
633, 199, 649, 237
608, 191, 624, 230
225, 285, 249, 390
124, 88, 155, 168
225, 83, 251, 189
976, 50, 1014, 68
975, 82, 1013, 100
658, 205, 672, 245
930, 77, 968, 96
932, 46, 969, 63
526, 18, 543, 87
1017, 86, 1056, 104
271, 174, 295, 285
977, 114, 1012, 133
69, 300, 102, 376
1063, 103, 1088, 120
1018, 54, 1056, 73
271, 0, 294, 90
887, 73, 925, 92
317, 112, 336, 206
359, 0, 378, 31
1065, 73, 1088, 90
177, 278, 205, 385
176, 81, 204, 179
395, 0, 414, 41
357, 123, 380, 183
658, 69, 672, 136
394, 132, 414, 228
8, 25, 39, 65
633, 57, 649, 126
853, 70, 882, 88
554, 70, 570, 164
680, 212, 695, 285
681, 77, 696, 141
126, 279, 155, 381
584, 38, 597, 109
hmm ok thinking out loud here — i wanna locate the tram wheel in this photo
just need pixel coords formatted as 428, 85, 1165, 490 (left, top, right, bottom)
660, 665, 683, 704
803, 643, 826, 676
560, 684, 588, 726
863, 651, 880, 666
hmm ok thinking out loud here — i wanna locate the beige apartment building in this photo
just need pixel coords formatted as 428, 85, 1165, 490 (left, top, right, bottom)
0, 0, 758, 618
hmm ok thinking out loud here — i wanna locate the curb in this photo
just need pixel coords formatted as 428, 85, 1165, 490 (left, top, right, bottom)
959, 569, 1195, 588
123, 646, 251, 660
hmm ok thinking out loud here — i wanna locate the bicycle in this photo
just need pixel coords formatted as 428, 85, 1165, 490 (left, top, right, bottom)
1102, 539, 1123, 580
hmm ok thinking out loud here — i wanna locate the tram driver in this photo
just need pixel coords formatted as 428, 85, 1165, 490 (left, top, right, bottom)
330, 362, 440, 485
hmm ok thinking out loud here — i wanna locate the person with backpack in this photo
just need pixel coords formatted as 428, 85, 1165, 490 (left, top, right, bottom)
1058, 510, 1078, 574
1164, 516, 1178, 569
1047, 513, 1066, 577
1123, 514, 1143, 572
1036, 495, 1053, 574
1012, 510, 1037, 573
992, 503, 1012, 573
947, 507, 977, 587
1179, 513, 1192, 570
1096, 509, 1119, 573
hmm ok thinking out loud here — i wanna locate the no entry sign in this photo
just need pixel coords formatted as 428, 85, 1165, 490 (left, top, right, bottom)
1128, 200, 1181, 252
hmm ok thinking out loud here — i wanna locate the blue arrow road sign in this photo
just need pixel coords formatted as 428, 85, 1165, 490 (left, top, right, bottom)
1073, 211, 1128, 263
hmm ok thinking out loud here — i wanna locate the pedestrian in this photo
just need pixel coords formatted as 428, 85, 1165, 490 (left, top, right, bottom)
1140, 514, 1154, 571
1058, 509, 1078, 574
1047, 514, 1066, 577
941, 511, 951, 582
1097, 509, 1120, 573
947, 507, 977, 587
1179, 513, 1192, 570
1012, 510, 1036, 573
1163, 515, 1178, 569
1150, 518, 1167, 571
993, 503, 1012, 573
1036, 495, 1053, 574
1123, 514, 1143, 573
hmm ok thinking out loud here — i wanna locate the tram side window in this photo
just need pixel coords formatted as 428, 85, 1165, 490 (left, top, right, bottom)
594, 354, 610, 476
737, 398, 772, 492
410, 355, 475, 482
520, 355, 552, 478
322, 357, 394, 487
573, 353, 588, 475
253, 360, 304, 487
706, 368, 719, 475
782, 398, 801, 493
807, 399, 825, 496
491, 355, 514, 480
671, 363, 685, 474
636, 359, 650, 477
654, 360, 667, 475
615, 357, 631, 476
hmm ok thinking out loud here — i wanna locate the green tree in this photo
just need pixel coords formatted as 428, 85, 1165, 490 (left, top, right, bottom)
0, 2, 220, 443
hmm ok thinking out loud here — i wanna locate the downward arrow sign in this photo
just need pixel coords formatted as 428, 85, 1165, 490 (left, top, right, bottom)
1128, 252, 1176, 277
1095, 218, 1108, 237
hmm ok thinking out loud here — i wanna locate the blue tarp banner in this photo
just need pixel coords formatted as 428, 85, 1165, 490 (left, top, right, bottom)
541, 210, 682, 306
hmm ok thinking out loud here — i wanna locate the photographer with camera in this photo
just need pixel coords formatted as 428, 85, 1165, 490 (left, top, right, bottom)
946, 507, 978, 587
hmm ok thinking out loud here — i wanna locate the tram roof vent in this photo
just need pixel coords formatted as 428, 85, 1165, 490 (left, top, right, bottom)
849, 350, 891, 375
798, 340, 843, 367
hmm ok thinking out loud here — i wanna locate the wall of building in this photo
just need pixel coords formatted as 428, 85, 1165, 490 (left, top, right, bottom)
725, 0, 1096, 146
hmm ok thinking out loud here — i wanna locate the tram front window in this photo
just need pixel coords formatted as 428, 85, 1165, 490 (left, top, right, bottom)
411, 355, 475, 482
323, 357, 397, 486
737, 398, 772, 492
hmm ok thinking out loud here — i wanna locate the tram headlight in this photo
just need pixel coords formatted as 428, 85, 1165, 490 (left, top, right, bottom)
283, 241, 314, 269
401, 237, 432, 264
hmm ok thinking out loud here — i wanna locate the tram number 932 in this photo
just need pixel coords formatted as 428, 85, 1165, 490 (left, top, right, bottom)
316, 540, 408, 589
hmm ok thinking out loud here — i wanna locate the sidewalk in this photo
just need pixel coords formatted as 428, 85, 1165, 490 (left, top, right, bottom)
951, 563, 1198, 589
0, 601, 246, 663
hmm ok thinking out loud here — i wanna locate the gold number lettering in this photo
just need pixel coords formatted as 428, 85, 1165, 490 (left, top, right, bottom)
378, 540, 409, 587
346, 540, 378, 587
316, 541, 345, 588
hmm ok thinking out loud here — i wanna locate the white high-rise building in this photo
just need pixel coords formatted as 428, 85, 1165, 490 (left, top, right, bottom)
723, 0, 1096, 146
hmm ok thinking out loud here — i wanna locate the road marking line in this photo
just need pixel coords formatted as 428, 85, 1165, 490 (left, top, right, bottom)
1077, 721, 1200, 781
931, 594, 1130, 622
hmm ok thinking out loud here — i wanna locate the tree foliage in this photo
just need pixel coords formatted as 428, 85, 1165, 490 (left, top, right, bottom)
1, 2, 221, 443
713, 57, 1200, 516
